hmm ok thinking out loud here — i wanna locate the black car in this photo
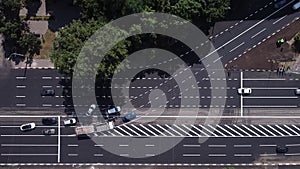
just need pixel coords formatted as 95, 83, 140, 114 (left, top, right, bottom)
41, 89, 55, 96
42, 129, 56, 135
42, 117, 57, 125
276, 146, 288, 153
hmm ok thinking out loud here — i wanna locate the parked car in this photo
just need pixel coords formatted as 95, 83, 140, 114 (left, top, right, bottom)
237, 88, 252, 95
42, 129, 56, 135
63, 118, 77, 126
276, 146, 288, 153
85, 104, 96, 116
107, 106, 121, 115
41, 89, 55, 96
20, 122, 36, 131
274, 0, 287, 9
293, 1, 300, 10
295, 88, 300, 95
42, 117, 57, 125
122, 112, 137, 123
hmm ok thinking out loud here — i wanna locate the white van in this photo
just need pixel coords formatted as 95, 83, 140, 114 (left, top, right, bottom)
293, 2, 300, 10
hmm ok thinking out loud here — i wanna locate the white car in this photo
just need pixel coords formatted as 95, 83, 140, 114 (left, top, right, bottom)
85, 104, 96, 116
20, 122, 36, 131
238, 88, 252, 95
63, 118, 77, 125
107, 106, 121, 115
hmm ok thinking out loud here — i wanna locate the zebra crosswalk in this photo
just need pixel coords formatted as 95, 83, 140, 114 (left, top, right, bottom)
91, 124, 300, 137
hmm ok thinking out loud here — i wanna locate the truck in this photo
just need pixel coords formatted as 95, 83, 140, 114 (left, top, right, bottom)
75, 121, 114, 137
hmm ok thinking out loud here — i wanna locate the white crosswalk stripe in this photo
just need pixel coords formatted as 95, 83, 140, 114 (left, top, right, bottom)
107, 130, 115, 136
112, 129, 125, 136
173, 124, 192, 137
191, 124, 209, 136
292, 125, 300, 133
131, 124, 150, 136
217, 125, 235, 137
139, 124, 158, 136
275, 125, 292, 136
208, 124, 227, 137
149, 124, 166, 136
200, 124, 218, 137
242, 124, 260, 137
233, 124, 252, 137
225, 125, 243, 136
156, 124, 174, 136
284, 125, 300, 136
182, 124, 200, 136
267, 125, 284, 136
258, 125, 276, 136
116, 126, 133, 136
123, 124, 141, 136
250, 125, 268, 136
165, 124, 184, 136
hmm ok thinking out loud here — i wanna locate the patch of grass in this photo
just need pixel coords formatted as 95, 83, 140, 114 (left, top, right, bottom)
36, 29, 56, 59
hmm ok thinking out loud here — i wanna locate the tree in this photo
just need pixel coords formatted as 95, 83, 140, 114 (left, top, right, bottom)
50, 18, 130, 79
293, 32, 300, 53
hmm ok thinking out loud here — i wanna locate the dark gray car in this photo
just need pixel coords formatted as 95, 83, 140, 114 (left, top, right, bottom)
41, 89, 55, 96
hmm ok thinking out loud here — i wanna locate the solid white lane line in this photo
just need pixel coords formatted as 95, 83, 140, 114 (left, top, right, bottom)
275, 124, 292, 136
258, 125, 276, 136
213, 56, 224, 63
173, 124, 192, 136
273, 15, 287, 24
94, 144, 104, 147
145, 144, 155, 147
285, 153, 300, 156
68, 154, 78, 156
267, 124, 284, 136
67, 144, 78, 147
183, 154, 201, 157
57, 116, 61, 163
140, 124, 158, 136
250, 87, 297, 90
191, 125, 209, 137
243, 78, 285, 81
234, 154, 252, 157
286, 144, 300, 147
1, 144, 57, 147
149, 124, 166, 136
260, 153, 277, 156
16, 77, 26, 80
234, 145, 252, 148
233, 124, 252, 137
250, 125, 268, 136
119, 144, 129, 147
243, 96, 298, 99
244, 105, 297, 108
131, 124, 149, 136
1, 154, 57, 156
229, 42, 245, 53
165, 124, 184, 136
16, 85, 26, 88
42, 77, 52, 80
15, 96, 26, 98
156, 124, 174, 136
251, 28, 267, 39
94, 154, 103, 156
242, 124, 260, 137
182, 124, 200, 136
240, 71, 243, 116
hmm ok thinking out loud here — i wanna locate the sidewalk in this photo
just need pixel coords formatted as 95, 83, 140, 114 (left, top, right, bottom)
13, 58, 55, 69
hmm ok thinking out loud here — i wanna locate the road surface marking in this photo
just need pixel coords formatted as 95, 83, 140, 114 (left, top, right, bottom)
68, 154, 78, 156
94, 144, 104, 147
260, 154, 277, 156
149, 124, 166, 136
250, 87, 297, 90
156, 124, 174, 136
259, 144, 277, 147
233, 124, 252, 137
173, 124, 192, 136
225, 124, 243, 136
250, 125, 268, 136
183, 145, 201, 147
145, 144, 155, 147
16, 104, 26, 107
165, 124, 184, 136
67, 144, 78, 147
242, 125, 261, 137
243, 96, 298, 99
213, 56, 223, 63
208, 125, 227, 137
182, 124, 200, 136
123, 124, 141, 136
1, 144, 57, 147
273, 15, 287, 24
145, 154, 155, 157
191, 125, 209, 137
267, 124, 284, 136
139, 124, 158, 136
234, 154, 252, 157
42, 77, 52, 80
16, 96, 26, 98
208, 145, 226, 148
131, 124, 150, 136
1, 154, 57, 156
119, 144, 129, 147
200, 0, 295, 61
229, 42, 245, 53
285, 153, 300, 156
286, 144, 300, 147
258, 125, 276, 136
251, 28, 267, 39
57, 116, 61, 163
243, 78, 285, 80
112, 129, 125, 136
199, 124, 218, 137
116, 126, 133, 136
275, 124, 292, 136
94, 154, 103, 157
120, 154, 129, 157
284, 125, 300, 136
183, 154, 201, 157
217, 125, 235, 137
208, 154, 226, 157
240, 72, 243, 116
243, 105, 297, 108
16, 77, 26, 80
42, 85, 52, 88
16, 85, 26, 88
234, 145, 252, 147
42, 104, 52, 107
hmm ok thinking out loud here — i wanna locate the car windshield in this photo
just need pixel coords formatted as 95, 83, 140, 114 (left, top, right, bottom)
22, 125, 31, 129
